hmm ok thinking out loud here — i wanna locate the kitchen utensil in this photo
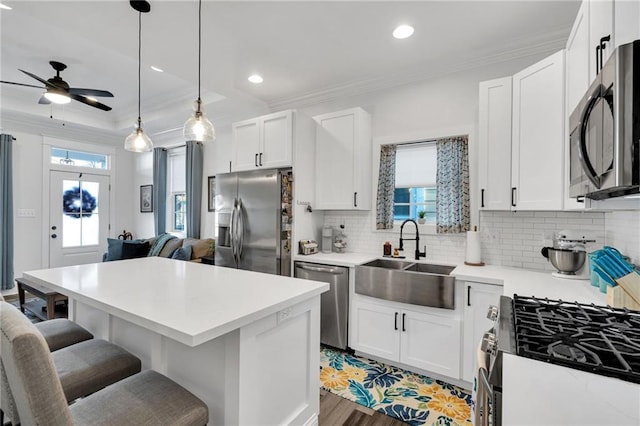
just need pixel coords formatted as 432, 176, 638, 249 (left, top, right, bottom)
541, 247, 586, 275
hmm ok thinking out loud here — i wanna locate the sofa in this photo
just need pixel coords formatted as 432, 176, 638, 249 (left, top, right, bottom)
104, 234, 214, 262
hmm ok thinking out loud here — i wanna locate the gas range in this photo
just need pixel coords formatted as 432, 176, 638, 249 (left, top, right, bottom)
477, 295, 640, 426
512, 295, 640, 384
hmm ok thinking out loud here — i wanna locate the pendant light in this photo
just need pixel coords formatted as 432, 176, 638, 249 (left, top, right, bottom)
125, 2, 153, 153
183, 0, 215, 142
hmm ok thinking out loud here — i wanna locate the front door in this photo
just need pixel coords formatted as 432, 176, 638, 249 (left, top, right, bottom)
49, 171, 110, 267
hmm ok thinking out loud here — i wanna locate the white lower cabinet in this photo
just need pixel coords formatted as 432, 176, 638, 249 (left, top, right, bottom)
461, 281, 503, 383
351, 296, 462, 379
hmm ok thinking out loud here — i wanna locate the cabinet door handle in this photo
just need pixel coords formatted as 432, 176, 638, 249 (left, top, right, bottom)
354, 192, 358, 207
511, 187, 517, 207
467, 285, 472, 306
259, 152, 263, 166
255, 153, 259, 167
394, 312, 398, 330
599, 35, 611, 71
481, 189, 485, 208
595, 45, 601, 74
576, 195, 585, 203
402, 313, 406, 332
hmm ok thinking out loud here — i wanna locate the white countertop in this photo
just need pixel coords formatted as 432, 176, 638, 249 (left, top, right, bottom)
293, 252, 378, 268
292, 251, 608, 306
452, 263, 607, 305
23, 257, 329, 346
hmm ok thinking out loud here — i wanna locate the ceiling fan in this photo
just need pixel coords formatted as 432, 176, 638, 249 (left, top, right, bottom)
0, 61, 114, 111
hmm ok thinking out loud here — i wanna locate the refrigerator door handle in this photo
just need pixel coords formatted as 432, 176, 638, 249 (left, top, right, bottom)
231, 198, 238, 264
237, 198, 245, 260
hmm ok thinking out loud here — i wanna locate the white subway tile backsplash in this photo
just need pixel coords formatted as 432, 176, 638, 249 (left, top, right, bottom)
321, 209, 637, 272
479, 211, 605, 272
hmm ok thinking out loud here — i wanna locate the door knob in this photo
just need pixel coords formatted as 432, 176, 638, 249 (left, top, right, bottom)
51, 234, 57, 239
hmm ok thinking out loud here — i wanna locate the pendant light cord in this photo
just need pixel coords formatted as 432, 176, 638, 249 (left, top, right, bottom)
137, 11, 142, 123
197, 0, 202, 101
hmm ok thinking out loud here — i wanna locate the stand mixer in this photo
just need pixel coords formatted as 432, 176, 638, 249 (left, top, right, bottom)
541, 230, 596, 279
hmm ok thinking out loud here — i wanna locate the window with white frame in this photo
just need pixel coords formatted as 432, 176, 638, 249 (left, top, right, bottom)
393, 142, 437, 224
167, 148, 187, 233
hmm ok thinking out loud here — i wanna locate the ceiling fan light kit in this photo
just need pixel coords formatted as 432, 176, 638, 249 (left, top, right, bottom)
183, 0, 215, 143
44, 88, 71, 104
125, 2, 153, 153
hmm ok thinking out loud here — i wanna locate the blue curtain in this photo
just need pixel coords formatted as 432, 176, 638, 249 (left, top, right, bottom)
186, 141, 203, 238
1, 134, 15, 290
153, 148, 167, 235
376, 144, 397, 230
436, 136, 470, 234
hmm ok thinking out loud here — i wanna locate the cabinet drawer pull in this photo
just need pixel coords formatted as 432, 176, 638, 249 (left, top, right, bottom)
402, 313, 406, 332
467, 285, 472, 306
394, 312, 398, 330
259, 152, 263, 166
255, 153, 259, 167
354, 192, 358, 207
481, 189, 485, 208
511, 187, 517, 207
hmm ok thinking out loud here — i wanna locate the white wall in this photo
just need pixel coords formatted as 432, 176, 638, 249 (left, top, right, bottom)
8, 128, 134, 289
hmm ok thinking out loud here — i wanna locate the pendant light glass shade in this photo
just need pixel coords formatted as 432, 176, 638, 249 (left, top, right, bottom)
183, 0, 216, 142
125, 8, 153, 152
183, 98, 215, 142
125, 119, 153, 152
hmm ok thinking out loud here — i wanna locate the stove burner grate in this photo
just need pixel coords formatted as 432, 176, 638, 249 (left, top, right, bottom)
513, 295, 640, 384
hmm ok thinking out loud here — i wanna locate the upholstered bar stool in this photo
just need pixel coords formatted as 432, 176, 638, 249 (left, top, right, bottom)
0, 294, 92, 425
0, 302, 142, 425
0, 293, 94, 351
0, 302, 209, 426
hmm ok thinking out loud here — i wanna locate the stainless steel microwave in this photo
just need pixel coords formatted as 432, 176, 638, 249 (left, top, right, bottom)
569, 40, 639, 200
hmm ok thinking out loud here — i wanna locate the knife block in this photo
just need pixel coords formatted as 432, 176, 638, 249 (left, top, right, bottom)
607, 280, 640, 311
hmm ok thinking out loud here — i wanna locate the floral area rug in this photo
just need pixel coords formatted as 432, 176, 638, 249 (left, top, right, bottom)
320, 347, 473, 426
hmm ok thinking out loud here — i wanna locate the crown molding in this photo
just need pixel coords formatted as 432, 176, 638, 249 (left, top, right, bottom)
0, 109, 124, 146
267, 27, 570, 111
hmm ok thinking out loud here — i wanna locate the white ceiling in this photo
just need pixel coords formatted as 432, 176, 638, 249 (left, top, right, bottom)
1, 0, 581, 140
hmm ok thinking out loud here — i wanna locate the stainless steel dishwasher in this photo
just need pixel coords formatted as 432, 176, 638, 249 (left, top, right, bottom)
294, 261, 349, 350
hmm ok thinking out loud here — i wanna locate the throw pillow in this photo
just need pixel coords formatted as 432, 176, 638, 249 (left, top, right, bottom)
120, 241, 150, 260
171, 245, 192, 261
105, 238, 124, 261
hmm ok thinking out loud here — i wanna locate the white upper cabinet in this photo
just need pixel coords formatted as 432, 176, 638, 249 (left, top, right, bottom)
589, 0, 614, 82
478, 77, 513, 211
566, 1, 591, 115
232, 110, 293, 172
511, 50, 565, 211
614, 0, 640, 47
478, 51, 565, 211
314, 107, 372, 210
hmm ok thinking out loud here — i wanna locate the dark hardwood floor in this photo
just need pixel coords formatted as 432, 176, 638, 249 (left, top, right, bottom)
319, 389, 407, 426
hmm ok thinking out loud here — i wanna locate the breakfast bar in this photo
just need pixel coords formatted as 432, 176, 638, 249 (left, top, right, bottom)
23, 257, 329, 426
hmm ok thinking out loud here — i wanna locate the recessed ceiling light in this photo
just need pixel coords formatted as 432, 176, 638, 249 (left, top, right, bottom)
393, 24, 414, 39
150, 65, 164, 73
248, 74, 263, 84
0, 3, 12, 10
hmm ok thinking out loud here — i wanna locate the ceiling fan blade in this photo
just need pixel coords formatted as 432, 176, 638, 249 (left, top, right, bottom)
38, 94, 52, 105
69, 93, 112, 111
0, 80, 45, 89
68, 88, 114, 97
19, 69, 60, 88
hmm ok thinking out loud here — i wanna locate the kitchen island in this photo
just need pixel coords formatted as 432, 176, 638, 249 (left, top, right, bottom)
23, 257, 329, 426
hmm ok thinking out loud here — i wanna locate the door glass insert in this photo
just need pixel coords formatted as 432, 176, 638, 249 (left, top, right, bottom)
62, 179, 100, 248
51, 147, 109, 169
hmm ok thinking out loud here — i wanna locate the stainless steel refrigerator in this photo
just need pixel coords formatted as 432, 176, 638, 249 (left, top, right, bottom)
215, 168, 292, 276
